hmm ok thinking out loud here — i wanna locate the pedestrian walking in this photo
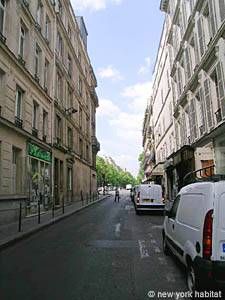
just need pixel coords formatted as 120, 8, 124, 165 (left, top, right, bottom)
114, 188, 120, 202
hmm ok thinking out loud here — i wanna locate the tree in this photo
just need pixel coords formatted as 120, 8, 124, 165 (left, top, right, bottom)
137, 152, 145, 184
96, 156, 137, 188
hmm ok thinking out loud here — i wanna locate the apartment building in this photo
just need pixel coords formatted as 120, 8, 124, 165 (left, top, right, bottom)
0, 0, 99, 222
143, 0, 225, 200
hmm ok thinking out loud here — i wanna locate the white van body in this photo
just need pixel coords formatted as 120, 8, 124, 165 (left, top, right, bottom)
134, 184, 164, 213
163, 181, 225, 291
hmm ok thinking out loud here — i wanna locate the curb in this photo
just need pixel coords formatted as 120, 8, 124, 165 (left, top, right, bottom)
0, 195, 110, 251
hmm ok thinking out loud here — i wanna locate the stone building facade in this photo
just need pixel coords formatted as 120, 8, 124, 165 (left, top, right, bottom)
0, 0, 100, 222
143, 0, 225, 200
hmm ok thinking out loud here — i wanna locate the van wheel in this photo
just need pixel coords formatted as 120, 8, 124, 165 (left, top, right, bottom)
187, 264, 199, 293
162, 234, 170, 255
136, 209, 140, 215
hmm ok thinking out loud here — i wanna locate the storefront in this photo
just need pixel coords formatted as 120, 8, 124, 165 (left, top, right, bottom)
214, 135, 225, 174
27, 142, 52, 214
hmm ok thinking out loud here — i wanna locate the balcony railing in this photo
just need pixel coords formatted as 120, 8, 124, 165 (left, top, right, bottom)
18, 55, 26, 66
0, 32, 6, 44
15, 116, 23, 128
91, 136, 100, 152
215, 108, 222, 124
32, 127, 38, 138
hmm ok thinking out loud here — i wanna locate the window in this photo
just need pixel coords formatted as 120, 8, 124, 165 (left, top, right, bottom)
67, 84, 72, 108
56, 32, 63, 58
42, 110, 48, 139
36, 1, 42, 25
79, 138, 83, 158
203, 79, 214, 129
58, 0, 63, 19
56, 115, 62, 142
169, 195, 180, 219
218, 0, 225, 22
86, 145, 89, 161
67, 168, 72, 191
196, 88, 206, 135
189, 98, 198, 142
56, 72, 63, 101
0, 0, 5, 35
32, 101, 39, 129
67, 127, 73, 149
211, 63, 225, 121
15, 87, 23, 119
19, 25, 26, 59
45, 15, 51, 42
196, 16, 206, 57
44, 59, 49, 89
184, 47, 192, 80
78, 77, 82, 96
86, 116, 89, 136
78, 51, 81, 63
35, 44, 41, 78
68, 54, 72, 77
68, 25, 71, 39
79, 106, 82, 128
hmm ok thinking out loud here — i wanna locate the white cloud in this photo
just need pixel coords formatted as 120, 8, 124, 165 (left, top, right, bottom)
98, 65, 123, 81
138, 57, 152, 75
97, 98, 120, 117
122, 80, 152, 113
71, 0, 122, 12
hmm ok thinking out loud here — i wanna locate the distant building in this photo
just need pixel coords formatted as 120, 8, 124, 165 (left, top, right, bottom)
143, 0, 225, 200
0, 0, 100, 223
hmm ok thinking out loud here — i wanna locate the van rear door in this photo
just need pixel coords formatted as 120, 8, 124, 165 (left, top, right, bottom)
214, 183, 225, 262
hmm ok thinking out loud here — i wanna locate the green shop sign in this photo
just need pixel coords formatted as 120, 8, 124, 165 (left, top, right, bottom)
28, 143, 51, 162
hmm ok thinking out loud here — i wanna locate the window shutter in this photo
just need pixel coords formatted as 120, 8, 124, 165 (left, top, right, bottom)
185, 48, 192, 79
189, 99, 197, 142
216, 62, 225, 118
203, 79, 214, 129
208, 0, 217, 36
197, 88, 206, 134
197, 17, 205, 57
219, 0, 225, 22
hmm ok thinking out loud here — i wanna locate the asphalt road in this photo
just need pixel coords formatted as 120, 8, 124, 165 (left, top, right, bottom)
0, 191, 188, 300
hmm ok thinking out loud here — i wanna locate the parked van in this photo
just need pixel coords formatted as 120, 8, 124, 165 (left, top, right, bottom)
134, 184, 164, 214
163, 178, 225, 292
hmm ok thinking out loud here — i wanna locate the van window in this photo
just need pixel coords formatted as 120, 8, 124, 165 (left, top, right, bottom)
177, 194, 204, 228
169, 195, 180, 219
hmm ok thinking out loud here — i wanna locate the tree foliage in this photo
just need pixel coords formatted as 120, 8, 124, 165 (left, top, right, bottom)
96, 156, 137, 188
136, 152, 145, 184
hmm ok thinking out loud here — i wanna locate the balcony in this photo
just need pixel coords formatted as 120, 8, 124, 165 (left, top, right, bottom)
32, 127, 38, 138
91, 136, 100, 152
0, 32, 6, 44
14, 116, 23, 128
35, 22, 41, 33
22, 0, 29, 8
215, 108, 222, 124
34, 74, 40, 83
90, 87, 99, 107
18, 55, 26, 67
160, 0, 169, 12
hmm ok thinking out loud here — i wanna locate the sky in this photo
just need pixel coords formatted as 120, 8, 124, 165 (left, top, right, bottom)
71, 0, 164, 176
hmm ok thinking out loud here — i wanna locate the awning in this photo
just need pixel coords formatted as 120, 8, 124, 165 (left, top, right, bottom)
150, 163, 164, 176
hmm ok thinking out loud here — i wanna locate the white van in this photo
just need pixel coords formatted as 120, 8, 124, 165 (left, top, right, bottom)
163, 180, 225, 292
134, 184, 164, 214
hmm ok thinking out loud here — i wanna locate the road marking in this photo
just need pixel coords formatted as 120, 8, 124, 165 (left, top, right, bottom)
151, 225, 163, 230
115, 223, 121, 238
138, 240, 149, 259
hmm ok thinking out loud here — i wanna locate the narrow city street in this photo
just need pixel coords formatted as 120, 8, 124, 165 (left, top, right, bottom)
0, 190, 187, 300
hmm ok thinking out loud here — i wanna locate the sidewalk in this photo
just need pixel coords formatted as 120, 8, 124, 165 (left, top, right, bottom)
0, 194, 110, 251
